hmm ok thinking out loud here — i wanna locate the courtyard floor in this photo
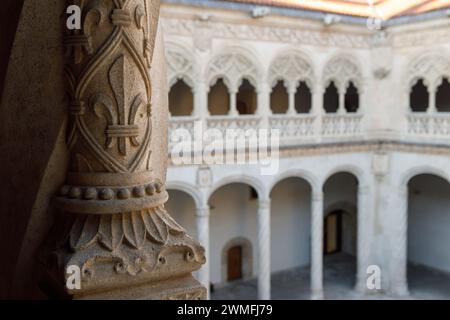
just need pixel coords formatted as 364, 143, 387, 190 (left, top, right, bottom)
211, 253, 450, 300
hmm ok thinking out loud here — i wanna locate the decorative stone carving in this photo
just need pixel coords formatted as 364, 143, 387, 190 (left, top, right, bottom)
42, 0, 206, 299
161, 17, 371, 49
323, 55, 362, 91
206, 50, 260, 91
408, 52, 450, 89
372, 153, 390, 178
197, 166, 212, 188
165, 41, 195, 88
268, 51, 314, 89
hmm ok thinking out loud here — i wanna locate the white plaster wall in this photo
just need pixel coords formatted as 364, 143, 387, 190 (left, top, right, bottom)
270, 178, 311, 272
408, 174, 450, 273
209, 183, 259, 284
166, 190, 197, 240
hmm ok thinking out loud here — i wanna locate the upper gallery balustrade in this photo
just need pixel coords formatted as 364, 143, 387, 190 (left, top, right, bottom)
166, 48, 450, 152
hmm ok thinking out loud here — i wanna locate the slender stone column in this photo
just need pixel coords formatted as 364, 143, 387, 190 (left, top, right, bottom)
257, 83, 271, 115
258, 199, 271, 300
427, 87, 437, 114
43, 0, 206, 300
338, 87, 346, 114
229, 89, 238, 116
194, 81, 209, 118
311, 191, 324, 300
287, 84, 296, 115
196, 206, 210, 299
355, 185, 372, 293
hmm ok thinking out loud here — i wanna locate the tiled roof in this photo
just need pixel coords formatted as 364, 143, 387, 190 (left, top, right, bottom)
225, 0, 450, 18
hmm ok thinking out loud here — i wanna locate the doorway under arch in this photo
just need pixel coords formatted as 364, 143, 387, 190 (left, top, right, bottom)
221, 237, 253, 283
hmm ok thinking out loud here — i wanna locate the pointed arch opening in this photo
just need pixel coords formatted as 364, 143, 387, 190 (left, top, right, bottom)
169, 79, 194, 116
237, 79, 257, 115
295, 81, 312, 114
410, 79, 429, 112
436, 78, 450, 112
344, 81, 359, 113
209, 78, 230, 115
324, 81, 339, 113
270, 80, 289, 114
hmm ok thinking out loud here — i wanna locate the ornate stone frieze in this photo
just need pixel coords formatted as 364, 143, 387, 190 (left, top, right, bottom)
161, 17, 371, 49
43, 0, 205, 299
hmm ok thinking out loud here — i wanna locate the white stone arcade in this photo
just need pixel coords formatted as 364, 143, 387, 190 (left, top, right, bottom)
160, 1, 450, 300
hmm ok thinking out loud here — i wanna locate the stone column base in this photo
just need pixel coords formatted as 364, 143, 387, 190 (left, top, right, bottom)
75, 275, 206, 300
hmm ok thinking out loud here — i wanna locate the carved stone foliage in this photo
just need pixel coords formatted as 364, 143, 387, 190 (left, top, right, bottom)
408, 53, 450, 89
165, 42, 195, 88
43, 0, 205, 299
323, 56, 362, 91
269, 52, 314, 90
206, 51, 260, 92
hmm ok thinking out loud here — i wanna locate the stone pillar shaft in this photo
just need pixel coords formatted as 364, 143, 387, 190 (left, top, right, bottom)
355, 185, 371, 292
389, 185, 409, 296
229, 90, 238, 116
288, 85, 296, 115
311, 191, 324, 300
257, 199, 271, 300
196, 207, 210, 299
338, 89, 346, 114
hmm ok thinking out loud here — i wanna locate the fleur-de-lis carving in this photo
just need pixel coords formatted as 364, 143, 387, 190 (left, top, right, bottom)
64, 0, 107, 64
90, 54, 148, 156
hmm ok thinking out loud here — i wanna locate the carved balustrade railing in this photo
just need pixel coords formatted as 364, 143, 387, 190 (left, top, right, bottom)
269, 114, 316, 144
321, 114, 363, 139
407, 113, 450, 139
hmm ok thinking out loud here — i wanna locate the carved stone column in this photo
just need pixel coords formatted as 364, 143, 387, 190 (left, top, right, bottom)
43, 0, 206, 300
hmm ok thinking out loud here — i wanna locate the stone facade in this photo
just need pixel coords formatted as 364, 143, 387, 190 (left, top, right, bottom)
162, 0, 450, 299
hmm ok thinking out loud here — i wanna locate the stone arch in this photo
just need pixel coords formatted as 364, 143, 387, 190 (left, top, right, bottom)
206, 46, 262, 93
165, 41, 196, 89
323, 54, 362, 93
268, 49, 315, 91
400, 166, 450, 188
208, 174, 267, 201
166, 180, 204, 209
221, 237, 253, 283
269, 168, 319, 194
322, 164, 365, 189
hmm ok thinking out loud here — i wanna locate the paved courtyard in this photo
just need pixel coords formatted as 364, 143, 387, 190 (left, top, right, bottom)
211, 253, 450, 300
